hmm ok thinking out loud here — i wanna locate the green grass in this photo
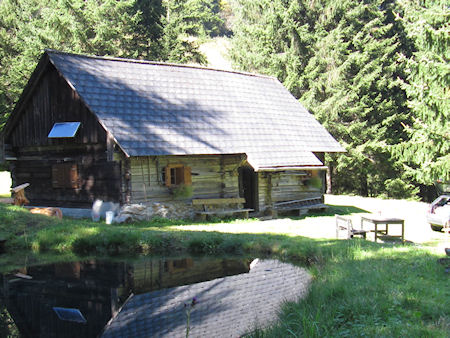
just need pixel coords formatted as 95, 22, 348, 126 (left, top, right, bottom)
245, 246, 449, 337
0, 203, 448, 336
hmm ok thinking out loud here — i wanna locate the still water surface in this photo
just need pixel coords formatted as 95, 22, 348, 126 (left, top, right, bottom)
0, 256, 253, 337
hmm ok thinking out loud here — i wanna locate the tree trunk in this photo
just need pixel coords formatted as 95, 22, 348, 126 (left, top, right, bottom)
326, 163, 332, 194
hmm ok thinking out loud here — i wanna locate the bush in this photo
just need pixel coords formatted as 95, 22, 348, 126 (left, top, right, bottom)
385, 178, 419, 200
306, 176, 322, 189
171, 184, 193, 200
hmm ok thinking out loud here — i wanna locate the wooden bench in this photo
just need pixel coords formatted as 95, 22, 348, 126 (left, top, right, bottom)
274, 197, 328, 216
192, 198, 254, 220
336, 215, 367, 239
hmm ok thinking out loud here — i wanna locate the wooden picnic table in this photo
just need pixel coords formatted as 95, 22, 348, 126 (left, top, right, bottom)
360, 215, 405, 244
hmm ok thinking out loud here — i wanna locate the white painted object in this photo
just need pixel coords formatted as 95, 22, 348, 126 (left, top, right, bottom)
105, 211, 114, 224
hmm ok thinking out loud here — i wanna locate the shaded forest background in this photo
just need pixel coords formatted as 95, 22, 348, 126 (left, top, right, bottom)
0, 0, 448, 201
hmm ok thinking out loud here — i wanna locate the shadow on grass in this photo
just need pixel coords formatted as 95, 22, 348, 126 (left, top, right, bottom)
279, 204, 369, 221
129, 215, 252, 228
0, 202, 404, 266
323, 204, 369, 215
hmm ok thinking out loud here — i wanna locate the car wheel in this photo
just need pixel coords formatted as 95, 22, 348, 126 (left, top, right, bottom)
430, 224, 443, 232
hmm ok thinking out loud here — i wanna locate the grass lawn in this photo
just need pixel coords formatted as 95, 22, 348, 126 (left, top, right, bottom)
0, 200, 448, 336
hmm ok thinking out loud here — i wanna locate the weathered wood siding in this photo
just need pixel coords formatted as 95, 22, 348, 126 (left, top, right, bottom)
129, 155, 242, 204
8, 65, 105, 148
5, 64, 122, 206
258, 171, 323, 211
131, 258, 250, 294
10, 159, 121, 206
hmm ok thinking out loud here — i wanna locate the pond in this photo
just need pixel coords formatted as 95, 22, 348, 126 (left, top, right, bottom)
0, 256, 311, 337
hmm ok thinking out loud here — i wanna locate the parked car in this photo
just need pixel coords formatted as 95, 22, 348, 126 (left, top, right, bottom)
427, 181, 450, 231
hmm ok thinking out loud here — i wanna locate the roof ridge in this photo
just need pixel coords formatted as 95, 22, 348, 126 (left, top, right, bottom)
44, 49, 277, 81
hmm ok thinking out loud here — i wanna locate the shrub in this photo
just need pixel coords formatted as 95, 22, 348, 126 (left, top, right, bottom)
306, 176, 322, 189
171, 184, 193, 200
385, 178, 419, 200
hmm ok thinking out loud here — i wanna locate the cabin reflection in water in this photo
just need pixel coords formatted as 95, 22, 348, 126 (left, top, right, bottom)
1, 257, 251, 338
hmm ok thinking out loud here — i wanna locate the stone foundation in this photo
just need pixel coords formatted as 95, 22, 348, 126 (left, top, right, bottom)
114, 201, 194, 223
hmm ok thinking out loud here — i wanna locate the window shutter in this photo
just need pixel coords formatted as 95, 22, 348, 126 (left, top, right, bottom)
69, 164, 79, 188
52, 163, 78, 188
184, 166, 192, 186
52, 165, 64, 188
165, 164, 190, 186
165, 165, 172, 187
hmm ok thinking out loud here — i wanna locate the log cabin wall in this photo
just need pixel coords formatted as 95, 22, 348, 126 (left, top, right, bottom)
131, 258, 250, 294
129, 154, 243, 204
258, 170, 323, 212
5, 64, 122, 206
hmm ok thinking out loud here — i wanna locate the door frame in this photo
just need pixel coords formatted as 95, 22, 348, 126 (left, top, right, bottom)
239, 166, 259, 212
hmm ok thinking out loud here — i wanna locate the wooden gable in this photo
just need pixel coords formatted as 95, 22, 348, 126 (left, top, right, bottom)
4, 62, 107, 150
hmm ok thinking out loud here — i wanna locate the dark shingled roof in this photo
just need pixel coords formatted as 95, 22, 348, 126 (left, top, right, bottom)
101, 259, 311, 337
46, 50, 343, 169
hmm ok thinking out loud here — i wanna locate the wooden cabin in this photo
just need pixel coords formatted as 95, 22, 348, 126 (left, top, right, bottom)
1, 50, 343, 215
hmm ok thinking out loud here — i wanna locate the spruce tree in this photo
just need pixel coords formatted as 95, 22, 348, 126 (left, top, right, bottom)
394, 0, 450, 185
230, 0, 418, 198
300, 1, 414, 197
0, 0, 224, 129
0, 0, 162, 128
161, 0, 225, 64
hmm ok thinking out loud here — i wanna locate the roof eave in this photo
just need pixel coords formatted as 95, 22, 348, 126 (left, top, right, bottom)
255, 165, 328, 172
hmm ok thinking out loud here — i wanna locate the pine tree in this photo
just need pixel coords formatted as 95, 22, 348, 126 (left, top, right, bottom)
394, 0, 450, 185
0, 0, 162, 128
300, 1, 414, 197
229, 0, 319, 98
230, 0, 416, 197
0, 0, 225, 129
161, 0, 225, 64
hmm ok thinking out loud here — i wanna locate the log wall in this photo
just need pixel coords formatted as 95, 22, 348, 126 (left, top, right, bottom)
11, 158, 121, 207
129, 155, 243, 204
7, 64, 106, 148
5, 63, 122, 206
258, 171, 323, 211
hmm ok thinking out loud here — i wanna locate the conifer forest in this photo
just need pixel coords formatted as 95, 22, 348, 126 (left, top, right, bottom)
1, 0, 448, 200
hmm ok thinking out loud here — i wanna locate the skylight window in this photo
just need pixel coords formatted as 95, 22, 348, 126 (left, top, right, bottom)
48, 122, 81, 138
53, 307, 87, 323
